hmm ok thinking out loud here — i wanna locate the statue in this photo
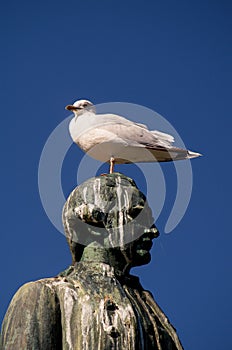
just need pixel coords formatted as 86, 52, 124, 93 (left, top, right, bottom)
1, 173, 183, 349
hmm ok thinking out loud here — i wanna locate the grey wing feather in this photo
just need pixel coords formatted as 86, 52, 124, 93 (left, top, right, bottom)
134, 123, 174, 144
151, 130, 175, 145
134, 122, 149, 129
99, 122, 175, 149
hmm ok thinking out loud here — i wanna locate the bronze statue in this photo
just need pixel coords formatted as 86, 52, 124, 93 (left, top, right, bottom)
1, 173, 183, 349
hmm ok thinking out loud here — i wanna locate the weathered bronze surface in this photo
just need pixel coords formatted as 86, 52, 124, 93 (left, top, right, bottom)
1, 173, 183, 349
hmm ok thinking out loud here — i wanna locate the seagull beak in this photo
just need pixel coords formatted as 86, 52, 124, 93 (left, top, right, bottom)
65, 105, 80, 111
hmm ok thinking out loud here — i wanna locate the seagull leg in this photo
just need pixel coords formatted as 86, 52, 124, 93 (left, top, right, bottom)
109, 157, 115, 174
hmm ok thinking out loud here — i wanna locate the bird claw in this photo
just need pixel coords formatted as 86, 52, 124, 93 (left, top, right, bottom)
109, 157, 115, 174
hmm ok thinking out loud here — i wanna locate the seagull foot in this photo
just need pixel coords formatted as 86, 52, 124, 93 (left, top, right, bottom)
109, 157, 115, 174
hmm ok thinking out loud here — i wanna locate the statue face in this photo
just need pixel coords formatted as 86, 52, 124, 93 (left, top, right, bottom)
127, 224, 159, 266
63, 174, 159, 264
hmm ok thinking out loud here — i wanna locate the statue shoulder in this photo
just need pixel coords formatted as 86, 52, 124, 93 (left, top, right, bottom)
9, 277, 59, 302
1, 277, 63, 350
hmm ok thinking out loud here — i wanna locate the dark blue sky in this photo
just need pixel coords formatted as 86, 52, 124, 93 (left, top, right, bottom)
1, 1, 232, 349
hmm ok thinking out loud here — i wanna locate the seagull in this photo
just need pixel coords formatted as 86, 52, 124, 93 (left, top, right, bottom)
66, 99, 201, 173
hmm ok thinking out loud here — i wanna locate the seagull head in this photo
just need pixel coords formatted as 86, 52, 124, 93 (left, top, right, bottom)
65, 99, 95, 115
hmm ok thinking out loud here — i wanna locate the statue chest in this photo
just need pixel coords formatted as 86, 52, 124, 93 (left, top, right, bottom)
56, 274, 158, 350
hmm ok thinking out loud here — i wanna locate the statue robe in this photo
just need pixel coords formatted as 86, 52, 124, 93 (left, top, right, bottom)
1, 262, 183, 350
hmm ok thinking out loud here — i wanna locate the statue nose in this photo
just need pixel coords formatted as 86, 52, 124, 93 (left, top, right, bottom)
144, 225, 159, 238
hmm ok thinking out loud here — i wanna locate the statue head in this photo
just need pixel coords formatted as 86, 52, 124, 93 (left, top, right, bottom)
63, 173, 159, 272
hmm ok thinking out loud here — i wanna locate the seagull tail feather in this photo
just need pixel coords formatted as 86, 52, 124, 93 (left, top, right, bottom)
187, 150, 202, 159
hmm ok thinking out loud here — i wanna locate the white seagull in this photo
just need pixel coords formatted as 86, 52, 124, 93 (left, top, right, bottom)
66, 99, 201, 173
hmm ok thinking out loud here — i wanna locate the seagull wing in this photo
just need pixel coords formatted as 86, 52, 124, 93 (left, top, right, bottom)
96, 114, 174, 148
94, 114, 201, 161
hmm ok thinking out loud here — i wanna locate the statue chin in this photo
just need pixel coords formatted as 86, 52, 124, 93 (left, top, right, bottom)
134, 249, 152, 266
